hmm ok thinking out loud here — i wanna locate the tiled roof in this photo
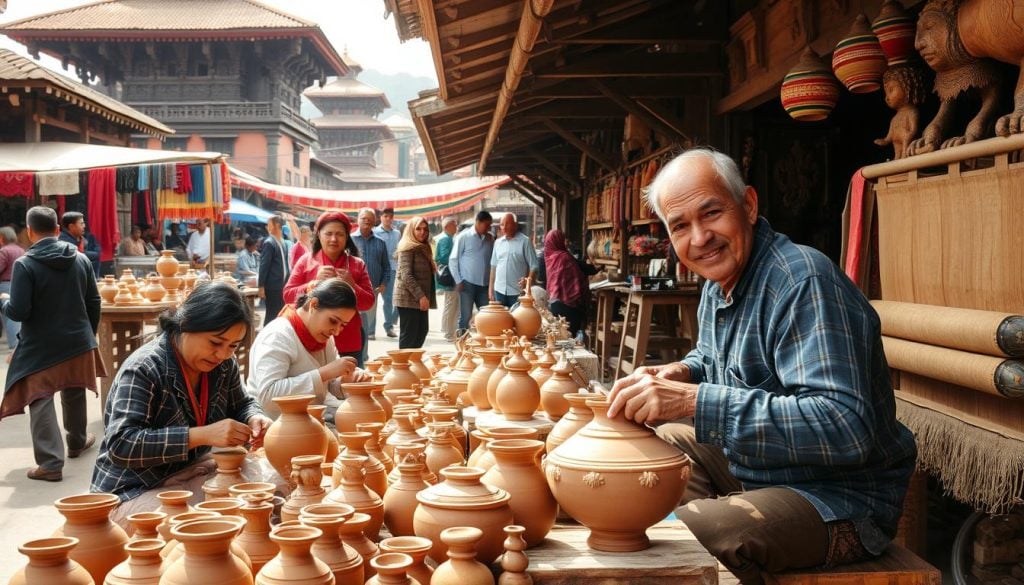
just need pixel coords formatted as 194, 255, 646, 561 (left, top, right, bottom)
304, 77, 388, 102
311, 114, 393, 131
0, 48, 172, 136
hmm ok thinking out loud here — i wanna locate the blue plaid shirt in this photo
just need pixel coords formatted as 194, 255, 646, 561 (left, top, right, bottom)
351, 231, 391, 289
683, 218, 916, 552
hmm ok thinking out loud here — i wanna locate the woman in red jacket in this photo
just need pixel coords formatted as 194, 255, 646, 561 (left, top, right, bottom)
284, 211, 374, 365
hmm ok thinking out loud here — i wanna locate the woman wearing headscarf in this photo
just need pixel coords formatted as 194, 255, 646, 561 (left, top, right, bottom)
394, 216, 436, 349
544, 228, 587, 336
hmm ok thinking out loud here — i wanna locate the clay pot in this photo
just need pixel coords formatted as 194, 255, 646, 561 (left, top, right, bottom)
298, 504, 364, 585
281, 455, 327, 523
307, 405, 340, 464
337, 431, 389, 498
431, 527, 495, 585
203, 448, 247, 499
377, 356, 392, 374
161, 519, 250, 585
468, 348, 504, 410
337, 513, 379, 579
495, 344, 540, 420
465, 430, 490, 469
366, 553, 419, 585
387, 442, 435, 486
154, 490, 197, 540
485, 336, 509, 349
53, 492, 130, 584
264, 395, 329, 482
100, 276, 119, 304
324, 455, 385, 540
10, 537, 93, 585
161, 276, 182, 303
254, 525, 333, 585
539, 361, 580, 422
160, 512, 233, 564
156, 250, 180, 278
235, 495, 279, 575
182, 269, 198, 291
423, 407, 466, 455
104, 538, 167, 585
473, 427, 540, 472
383, 460, 429, 537
482, 439, 556, 548
128, 512, 167, 542
546, 393, 594, 454
512, 293, 542, 339
427, 354, 445, 375
498, 525, 531, 585
114, 282, 133, 305
485, 355, 510, 414
406, 349, 432, 383
413, 466, 514, 565
336, 382, 387, 433
365, 361, 385, 382
194, 498, 244, 517
228, 482, 276, 500
385, 410, 423, 460
358, 422, 394, 474
383, 350, 420, 390
379, 537, 432, 585
529, 354, 555, 390
143, 275, 167, 303
545, 397, 692, 552
475, 302, 515, 337
424, 423, 464, 477
371, 385, 393, 421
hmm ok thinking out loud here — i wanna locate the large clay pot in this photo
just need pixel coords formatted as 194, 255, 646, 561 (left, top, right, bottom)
383, 460, 429, 537
379, 537, 432, 585
512, 293, 542, 339
156, 250, 180, 278
358, 422, 394, 474
10, 537, 93, 585
383, 350, 420, 390
413, 466, 514, 565
482, 439, 556, 548
281, 455, 327, 523
254, 525, 333, 585
264, 395, 328, 482
366, 553, 420, 585
161, 519, 250, 585
475, 302, 515, 337
105, 538, 167, 585
495, 345, 540, 421
235, 495, 278, 575
336, 382, 387, 433
337, 431, 388, 498
128, 512, 167, 542
430, 527, 495, 585
324, 455, 384, 540
546, 393, 594, 454
539, 360, 580, 422
203, 448, 247, 499
100, 276, 119, 304
307, 405, 340, 464
53, 492, 130, 585
468, 348, 504, 410
298, 504, 364, 585
423, 423, 463, 477
545, 397, 692, 552
337, 513, 379, 579
406, 349, 432, 383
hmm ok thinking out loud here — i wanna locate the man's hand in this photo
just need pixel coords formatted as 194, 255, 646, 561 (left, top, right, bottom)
247, 414, 273, 449
257, 287, 265, 299
376, 284, 385, 294
347, 368, 372, 383
455, 282, 464, 293
607, 370, 698, 425
488, 287, 495, 301
315, 266, 337, 281
419, 297, 430, 311
192, 418, 253, 448
634, 362, 691, 382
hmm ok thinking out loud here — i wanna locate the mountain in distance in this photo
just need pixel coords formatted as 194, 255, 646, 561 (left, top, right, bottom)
300, 68, 437, 121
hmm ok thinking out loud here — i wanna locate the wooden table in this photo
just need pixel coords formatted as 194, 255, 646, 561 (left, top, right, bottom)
614, 288, 700, 379
593, 286, 631, 382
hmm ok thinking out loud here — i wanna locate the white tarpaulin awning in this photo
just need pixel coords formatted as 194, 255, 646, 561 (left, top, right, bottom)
0, 142, 222, 172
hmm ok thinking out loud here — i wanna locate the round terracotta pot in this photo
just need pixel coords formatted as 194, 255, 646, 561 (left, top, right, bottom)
162, 512, 253, 570
383, 350, 420, 390
104, 538, 167, 585
336, 382, 387, 433
383, 460, 430, 537
482, 439, 556, 547
114, 282, 133, 305
281, 455, 327, 523
545, 397, 692, 552
156, 250, 180, 278
143, 276, 167, 303
100, 276, 119, 304
430, 527, 494, 585
127, 512, 167, 542
539, 361, 580, 422
161, 519, 250, 585
406, 349, 432, 383
475, 302, 515, 337
264, 395, 329, 482
255, 525, 333, 585
499, 525, 530, 582
485, 355, 509, 415
53, 492, 130, 585
413, 466, 514, 565
203, 448, 247, 499
337, 513, 379, 579
423, 407, 466, 455
529, 358, 555, 390
307, 405, 340, 464
182, 269, 198, 291
234, 497, 278, 576
379, 536, 433, 585
324, 454, 384, 541
468, 348, 504, 410
546, 393, 595, 454
473, 427, 540, 472
10, 537, 93, 585
194, 498, 244, 517
337, 431, 389, 498
366, 553, 419, 585
423, 423, 464, 477
297, 503, 363, 585
387, 441, 435, 486
512, 295, 542, 339
495, 345, 540, 421
155, 491, 194, 541
358, 422, 394, 474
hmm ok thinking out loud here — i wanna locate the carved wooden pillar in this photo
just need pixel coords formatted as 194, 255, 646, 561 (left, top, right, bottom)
266, 133, 280, 183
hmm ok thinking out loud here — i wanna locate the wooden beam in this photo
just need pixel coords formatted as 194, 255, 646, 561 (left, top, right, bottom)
591, 79, 687, 142
519, 100, 624, 118
524, 150, 577, 189
509, 178, 546, 209
535, 52, 721, 79
521, 77, 709, 99
542, 118, 618, 172
518, 173, 559, 201
635, 98, 690, 143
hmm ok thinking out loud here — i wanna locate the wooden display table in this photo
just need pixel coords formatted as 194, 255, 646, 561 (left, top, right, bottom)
614, 288, 700, 379
593, 286, 630, 382
526, 520, 719, 585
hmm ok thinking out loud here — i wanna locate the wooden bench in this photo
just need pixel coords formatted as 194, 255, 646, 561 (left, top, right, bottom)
765, 544, 940, 585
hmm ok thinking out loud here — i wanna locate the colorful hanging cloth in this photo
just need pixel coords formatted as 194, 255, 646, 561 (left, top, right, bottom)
175, 164, 192, 194
0, 172, 34, 198
86, 168, 119, 262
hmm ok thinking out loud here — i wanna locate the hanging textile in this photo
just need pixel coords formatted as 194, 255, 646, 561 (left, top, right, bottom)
37, 170, 80, 196
86, 167, 119, 262
188, 165, 206, 203
116, 166, 139, 193
137, 164, 150, 191
0, 172, 34, 198
175, 164, 192, 194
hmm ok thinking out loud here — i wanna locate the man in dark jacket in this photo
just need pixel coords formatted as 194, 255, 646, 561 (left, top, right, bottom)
0, 206, 103, 482
58, 212, 101, 277
258, 214, 290, 326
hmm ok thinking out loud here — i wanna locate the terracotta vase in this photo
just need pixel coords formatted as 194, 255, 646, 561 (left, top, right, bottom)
336, 382, 387, 433
128, 512, 167, 542
529, 353, 555, 390
832, 14, 887, 93
485, 355, 510, 415
297, 503, 363, 585
482, 439, 555, 548
474, 427, 541, 472
385, 410, 423, 460
365, 360, 385, 382
324, 454, 385, 540
371, 385, 394, 421
378, 356, 392, 375
497, 525, 531, 585
253, 525, 332, 585
383, 350, 420, 390
366, 553, 420, 585
115, 282, 133, 305
780, 48, 841, 122
423, 407, 466, 455
475, 302, 515, 336
161, 519, 251, 585
194, 498, 244, 517
183, 269, 198, 291
143, 275, 167, 303
162, 512, 253, 570
427, 354, 445, 375
430, 527, 495, 585
465, 430, 490, 469
235, 496, 279, 576
104, 538, 167, 585
495, 344, 540, 421
424, 423, 464, 477
203, 448, 248, 499
264, 395, 329, 482
161, 276, 182, 304
10, 537, 93, 585
383, 460, 430, 537
281, 455, 327, 523
337, 431, 389, 498
468, 348, 504, 410
545, 397, 692, 552
413, 466, 514, 565
228, 482, 276, 500
546, 393, 594, 454
358, 422, 394, 474
307, 405, 340, 464
156, 250, 180, 278
512, 294, 542, 339
53, 492, 130, 585
100, 276, 119, 304
337, 513, 379, 579
379, 537, 432, 585
539, 361, 579, 422
406, 349, 432, 383
387, 442, 435, 486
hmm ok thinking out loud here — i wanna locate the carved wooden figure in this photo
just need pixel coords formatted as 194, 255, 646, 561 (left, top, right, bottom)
875, 63, 929, 159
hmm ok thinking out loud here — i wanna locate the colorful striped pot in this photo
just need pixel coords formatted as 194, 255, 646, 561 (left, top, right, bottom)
832, 14, 887, 93
780, 48, 841, 122
871, 1, 916, 65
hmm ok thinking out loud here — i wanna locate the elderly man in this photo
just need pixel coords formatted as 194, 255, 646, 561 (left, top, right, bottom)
434, 216, 460, 341
489, 213, 537, 308
352, 208, 391, 354
186, 218, 211, 269
608, 148, 916, 584
450, 211, 494, 331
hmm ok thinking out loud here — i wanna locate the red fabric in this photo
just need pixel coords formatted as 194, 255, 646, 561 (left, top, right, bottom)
282, 305, 326, 352
0, 172, 34, 198
314, 211, 352, 235
843, 169, 868, 285
544, 229, 585, 307
175, 164, 192, 194
284, 251, 374, 353
290, 241, 309, 269
87, 168, 119, 262
56, 196, 66, 218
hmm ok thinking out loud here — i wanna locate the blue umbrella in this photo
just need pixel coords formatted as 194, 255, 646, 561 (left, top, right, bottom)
225, 198, 273, 224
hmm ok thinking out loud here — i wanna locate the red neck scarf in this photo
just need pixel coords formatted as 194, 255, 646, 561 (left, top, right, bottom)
173, 347, 209, 426
318, 250, 351, 270
283, 305, 326, 352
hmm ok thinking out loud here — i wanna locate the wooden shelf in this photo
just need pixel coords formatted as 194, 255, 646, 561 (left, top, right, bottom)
587, 222, 614, 230
631, 218, 661, 226
593, 258, 620, 266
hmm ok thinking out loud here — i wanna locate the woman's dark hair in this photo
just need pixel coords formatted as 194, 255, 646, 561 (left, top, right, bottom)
244, 236, 257, 248
159, 280, 253, 339
295, 277, 357, 311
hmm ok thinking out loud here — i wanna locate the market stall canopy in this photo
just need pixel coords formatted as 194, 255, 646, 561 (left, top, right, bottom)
226, 198, 273, 223
230, 166, 510, 220
0, 141, 222, 172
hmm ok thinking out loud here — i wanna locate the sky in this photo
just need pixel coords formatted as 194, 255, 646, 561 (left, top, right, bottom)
0, 0, 439, 82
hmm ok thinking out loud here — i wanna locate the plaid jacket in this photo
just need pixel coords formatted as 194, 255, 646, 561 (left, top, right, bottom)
90, 333, 263, 501
682, 218, 917, 553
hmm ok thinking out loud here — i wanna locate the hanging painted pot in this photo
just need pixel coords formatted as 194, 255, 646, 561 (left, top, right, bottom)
832, 14, 887, 93
871, 1, 916, 65
780, 48, 841, 122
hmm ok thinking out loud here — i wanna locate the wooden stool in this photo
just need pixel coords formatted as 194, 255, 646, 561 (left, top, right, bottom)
614, 288, 700, 379
765, 544, 940, 585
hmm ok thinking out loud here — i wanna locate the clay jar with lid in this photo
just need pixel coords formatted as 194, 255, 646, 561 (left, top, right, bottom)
104, 538, 167, 585
539, 361, 580, 422
482, 439, 556, 547
264, 394, 328, 481
281, 454, 327, 522
468, 348, 505, 410
203, 448, 247, 499
546, 393, 595, 454
383, 350, 420, 390
545, 397, 692, 552
475, 301, 515, 337
298, 503, 364, 585
324, 454, 385, 540
255, 524, 333, 585
337, 431, 388, 498
512, 289, 542, 339
161, 519, 250, 585
52, 492, 130, 585
430, 527, 494, 585
336, 382, 387, 433
413, 465, 514, 565
495, 344, 540, 420
379, 537, 432, 585
235, 494, 279, 575
10, 537, 93, 585
307, 405, 340, 463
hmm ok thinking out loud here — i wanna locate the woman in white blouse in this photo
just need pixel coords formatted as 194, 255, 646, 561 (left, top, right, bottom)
247, 278, 370, 421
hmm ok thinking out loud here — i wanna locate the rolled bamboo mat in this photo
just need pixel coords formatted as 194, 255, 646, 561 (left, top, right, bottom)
882, 336, 1024, 399
872, 300, 1024, 357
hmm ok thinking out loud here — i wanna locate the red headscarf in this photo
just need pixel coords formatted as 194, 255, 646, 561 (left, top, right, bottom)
312, 211, 355, 261
544, 229, 584, 307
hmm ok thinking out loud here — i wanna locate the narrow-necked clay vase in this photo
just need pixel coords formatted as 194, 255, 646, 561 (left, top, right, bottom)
128, 512, 167, 543
498, 525, 531, 585
281, 455, 327, 522
358, 422, 395, 474
154, 491, 194, 541
465, 430, 490, 469
384, 350, 420, 390
495, 344, 540, 421
406, 349, 432, 383
337, 431, 388, 498
337, 513, 379, 579
475, 302, 515, 336
539, 361, 579, 422
383, 460, 430, 537
387, 441, 435, 485
366, 552, 420, 585
255, 525, 333, 585
379, 537, 432, 585
156, 250, 180, 278
413, 466, 514, 565
264, 395, 328, 482
485, 354, 510, 415
235, 494, 279, 576
482, 439, 555, 548
203, 448, 248, 499
53, 492, 130, 585
512, 286, 542, 339
104, 538, 167, 585
307, 405, 340, 463
370, 385, 394, 421
530, 347, 556, 388
430, 527, 495, 585
424, 422, 464, 477
473, 427, 541, 472
324, 454, 384, 540
545, 397, 692, 552
161, 519, 251, 585
298, 503, 363, 585
385, 410, 423, 460
336, 382, 387, 432
469, 348, 505, 410
546, 393, 594, 454
10, 537, 93, 585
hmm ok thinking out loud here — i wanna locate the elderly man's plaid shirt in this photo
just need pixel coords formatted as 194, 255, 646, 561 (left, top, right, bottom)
681, 218, 917, 553
90, 334, 263, 501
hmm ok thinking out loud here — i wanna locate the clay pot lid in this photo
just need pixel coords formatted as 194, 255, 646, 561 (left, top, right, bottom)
54, 492, 120, 511
379, 536, 432, 554
416, 466, 511, 510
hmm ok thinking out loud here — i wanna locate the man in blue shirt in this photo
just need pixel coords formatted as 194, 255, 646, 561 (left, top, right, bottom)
449, 211, 494, 331
372, 207, 402, 338
609, 149, 916, 584
489, 213, 537, 308
353, 208, 391, 358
